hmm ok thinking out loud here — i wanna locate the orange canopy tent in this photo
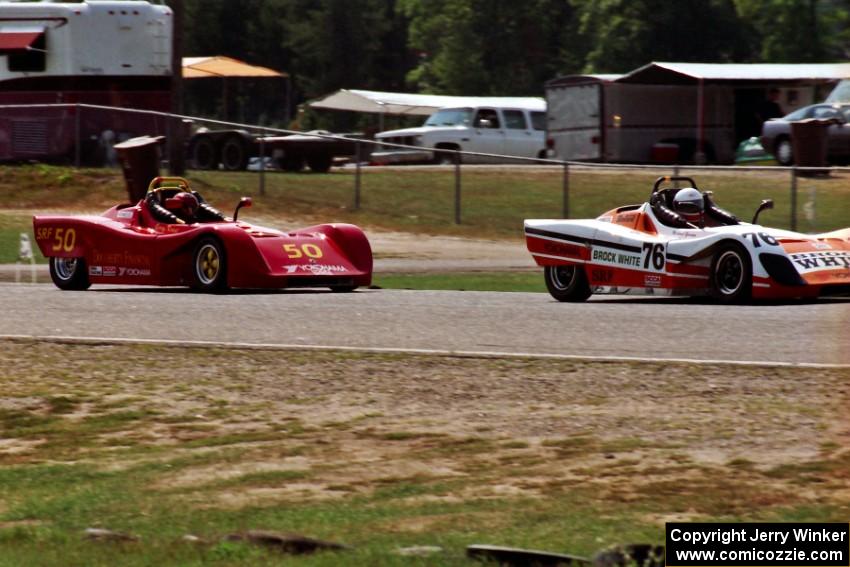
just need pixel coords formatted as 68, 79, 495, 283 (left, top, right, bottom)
182, 56, 286, 79
182, 56, 288, 121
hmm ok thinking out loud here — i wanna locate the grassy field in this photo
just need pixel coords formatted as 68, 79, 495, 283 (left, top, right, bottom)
375, 271, 545, 293
0, 340, 848, 566
0, 164, 848, 248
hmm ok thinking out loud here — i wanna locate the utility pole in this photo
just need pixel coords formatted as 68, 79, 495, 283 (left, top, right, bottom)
168, 0, 186, 175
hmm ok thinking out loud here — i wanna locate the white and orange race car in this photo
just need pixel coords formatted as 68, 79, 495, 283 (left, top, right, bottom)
525, 176, 850, 303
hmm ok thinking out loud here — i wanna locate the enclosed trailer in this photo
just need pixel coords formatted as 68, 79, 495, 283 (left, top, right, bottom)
546, 62, 850, 164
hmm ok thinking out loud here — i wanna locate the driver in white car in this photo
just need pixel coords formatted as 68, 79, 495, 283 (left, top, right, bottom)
672, 188, 705, 228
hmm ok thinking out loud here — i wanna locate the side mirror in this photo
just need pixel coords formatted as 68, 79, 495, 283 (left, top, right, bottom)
233, 197, 252, 221
752, 199, 774, 224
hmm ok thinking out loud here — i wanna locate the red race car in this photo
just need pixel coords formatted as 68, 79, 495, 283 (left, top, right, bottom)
33, 177, 372, 292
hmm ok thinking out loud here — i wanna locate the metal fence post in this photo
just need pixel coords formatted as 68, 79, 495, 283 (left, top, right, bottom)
258, 133, 266, 196
354, 140, 362, 210
74, 104, 81, 168
561, 162, 569, 218
454, 151, 461, 224
790, 166, 797, 231
165, 116, 171, 171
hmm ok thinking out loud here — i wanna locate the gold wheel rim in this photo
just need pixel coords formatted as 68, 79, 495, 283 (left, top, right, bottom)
196, 244, 220, 284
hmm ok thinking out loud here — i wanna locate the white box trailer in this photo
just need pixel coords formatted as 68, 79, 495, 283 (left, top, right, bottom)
546, 62, 850, 164
546, 76, 737, 163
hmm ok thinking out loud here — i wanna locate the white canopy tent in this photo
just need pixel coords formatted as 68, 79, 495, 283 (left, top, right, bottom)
619, 61, 850, 84
308, 89, 545, 121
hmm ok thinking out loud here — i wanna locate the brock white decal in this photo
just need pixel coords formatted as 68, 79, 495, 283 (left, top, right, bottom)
790, 251, 850, 273
591, 246, 641, 269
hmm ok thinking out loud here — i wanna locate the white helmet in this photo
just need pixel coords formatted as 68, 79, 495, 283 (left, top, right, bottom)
673, 188, 704, 223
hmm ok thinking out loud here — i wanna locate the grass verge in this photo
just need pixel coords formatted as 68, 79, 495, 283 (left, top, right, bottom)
0, 340, 848, 566
374, 271, 544, 292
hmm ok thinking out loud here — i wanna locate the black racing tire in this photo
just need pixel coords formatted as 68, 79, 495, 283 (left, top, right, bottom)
710, 242, 752, 304
775, 136, 793, 166
49, 257, 91, 291
221, 135, 251, 171
544, 265, 591, 302
192, 236, 228, 292
190, 136, 218, 170
306, 153, 333, 173
329, 285, 358, 293
278, 154, 304, 172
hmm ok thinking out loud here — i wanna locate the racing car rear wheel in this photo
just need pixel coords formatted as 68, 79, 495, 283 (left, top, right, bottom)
193, 237, 228, 292
49, 257, 91, 291
710, 243, 751, 303
544, 265, 591, 302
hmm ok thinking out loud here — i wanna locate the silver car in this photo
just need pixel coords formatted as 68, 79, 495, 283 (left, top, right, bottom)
760, 103, 850, 165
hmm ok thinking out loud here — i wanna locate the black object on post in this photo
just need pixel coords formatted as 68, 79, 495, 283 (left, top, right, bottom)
790, 118, 829, 174
114, 136, 166, 203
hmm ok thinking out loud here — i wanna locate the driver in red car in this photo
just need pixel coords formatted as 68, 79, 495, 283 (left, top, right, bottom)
672, 187, 705, 228
164, 192, 200, 224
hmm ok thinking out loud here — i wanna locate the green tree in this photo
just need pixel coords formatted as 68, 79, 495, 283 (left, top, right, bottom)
179, 0, 414, 129
573, 0, 752, 73
400, 0, 579, 95
736, 0, 849, 62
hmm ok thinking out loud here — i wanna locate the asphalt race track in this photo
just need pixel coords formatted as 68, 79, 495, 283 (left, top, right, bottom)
1, 283, 848, 366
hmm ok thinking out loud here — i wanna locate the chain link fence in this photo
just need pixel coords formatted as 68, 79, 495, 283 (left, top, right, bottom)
1, 103, 848, 235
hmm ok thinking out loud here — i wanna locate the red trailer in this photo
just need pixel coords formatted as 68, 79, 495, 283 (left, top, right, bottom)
0, 1, 172, 164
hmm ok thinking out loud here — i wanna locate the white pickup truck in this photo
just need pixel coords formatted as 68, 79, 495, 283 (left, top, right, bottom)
373, 101, 547, 164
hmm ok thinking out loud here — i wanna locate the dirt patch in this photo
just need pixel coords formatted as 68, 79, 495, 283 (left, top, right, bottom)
1, 340, 848, 514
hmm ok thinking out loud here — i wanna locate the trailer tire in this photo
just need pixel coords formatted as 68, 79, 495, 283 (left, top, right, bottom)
190, 136, 218, 170
221, 135, 251, 171
306, 153, 333, 173
189, 136, 218, 170
278, 154, 304, 172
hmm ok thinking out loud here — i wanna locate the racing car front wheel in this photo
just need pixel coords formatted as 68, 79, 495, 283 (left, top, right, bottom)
193, 237, 228, 292
49, 257, 91, 291
710, 243, 751, 304
544, 265, 591, 302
